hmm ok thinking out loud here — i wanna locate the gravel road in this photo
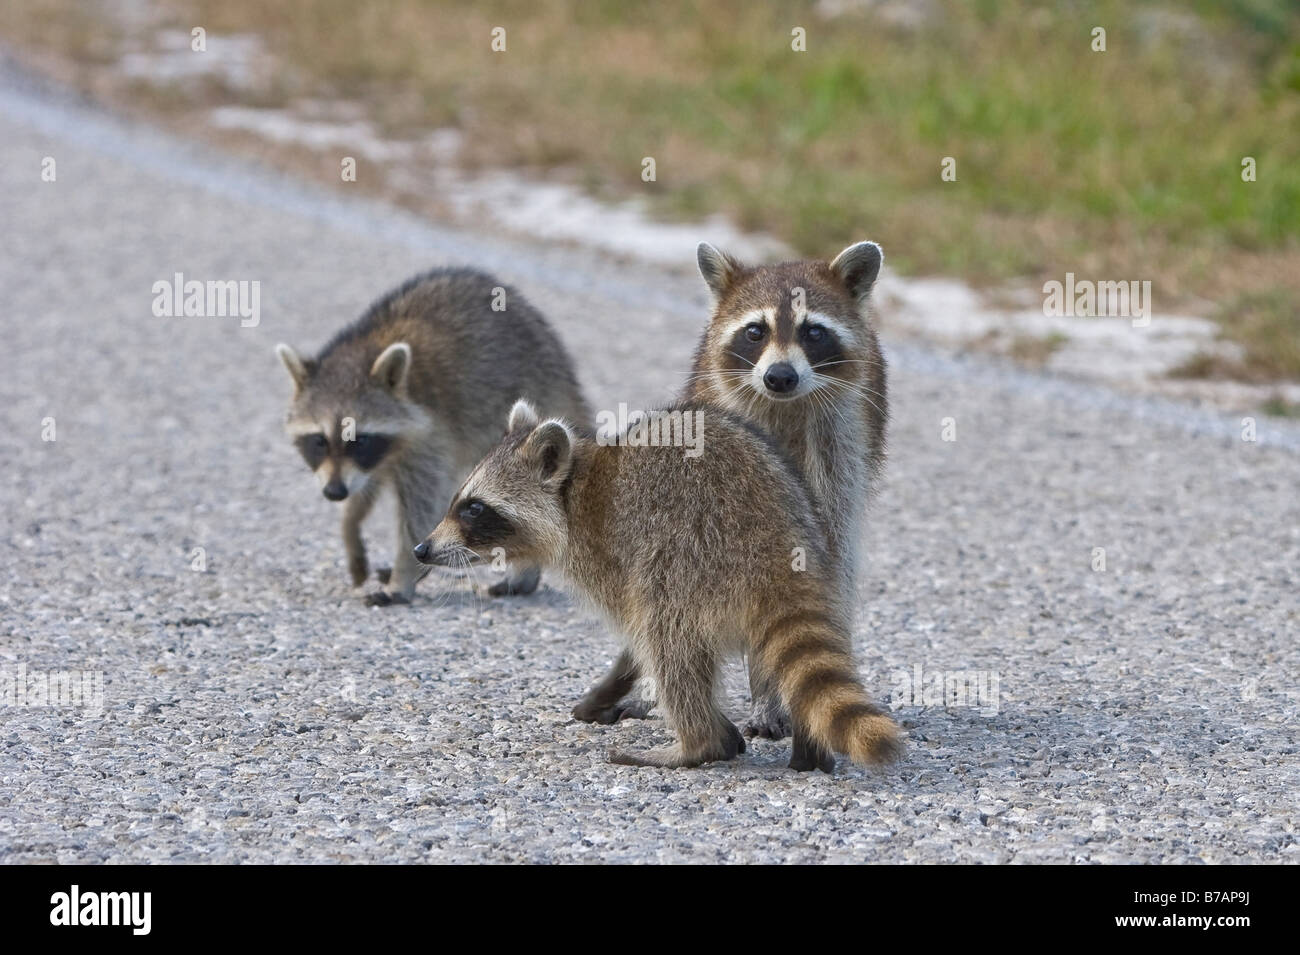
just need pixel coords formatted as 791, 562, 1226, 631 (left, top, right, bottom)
2, 64, 1297, 864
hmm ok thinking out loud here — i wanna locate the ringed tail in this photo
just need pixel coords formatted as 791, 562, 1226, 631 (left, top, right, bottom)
758, 610, 903, 765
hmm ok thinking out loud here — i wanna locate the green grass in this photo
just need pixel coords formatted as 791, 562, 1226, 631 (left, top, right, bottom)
1261, 395, 1300, 417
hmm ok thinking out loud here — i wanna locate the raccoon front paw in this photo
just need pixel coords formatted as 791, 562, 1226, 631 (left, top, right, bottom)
742, 700, 793, 740
348, 555, 369, 587
364, 590, 409, 607
722, 720, 747, 759
571, 693, 656, 724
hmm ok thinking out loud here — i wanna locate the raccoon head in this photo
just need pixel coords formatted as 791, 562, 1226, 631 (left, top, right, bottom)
694, 240, 883, 406
275, 341, 427, 502
414, 399, 574, 570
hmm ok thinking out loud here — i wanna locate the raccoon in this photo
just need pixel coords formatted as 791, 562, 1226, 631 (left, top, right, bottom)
573, 241, 888, 739
415, 399, 902, 772
275, 268, 590, 605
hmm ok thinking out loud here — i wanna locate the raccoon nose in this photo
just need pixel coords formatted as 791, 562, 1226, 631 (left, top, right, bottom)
413, 541, 432, 563
763, 362, 799, 394
322, 481, 348, 501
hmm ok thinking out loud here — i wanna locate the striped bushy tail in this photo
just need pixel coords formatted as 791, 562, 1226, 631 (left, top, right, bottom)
758, 610, 902, 766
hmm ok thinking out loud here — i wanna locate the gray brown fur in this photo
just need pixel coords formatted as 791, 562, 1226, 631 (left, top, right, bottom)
416, 400, 901, 772
579, 242, 889, 737
276, 268, 590, 604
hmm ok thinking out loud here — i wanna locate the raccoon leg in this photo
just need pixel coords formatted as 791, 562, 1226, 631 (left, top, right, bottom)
572, 649, 649, 724
374, 532, 430, 605
487, 563, 541, 597
342, 486, 379, 587
742, 663, 793, 740
789, 723, 836, 774
608, 645, 744, 768
366, 476, 438, 606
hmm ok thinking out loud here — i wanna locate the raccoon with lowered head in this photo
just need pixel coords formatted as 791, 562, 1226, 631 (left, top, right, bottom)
275, 268, 590, 605
415, 398, 902, 772
573, 241, 888, 738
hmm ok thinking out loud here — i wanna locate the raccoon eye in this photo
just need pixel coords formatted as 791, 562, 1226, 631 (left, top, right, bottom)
745, 323, 765, 342
804, 324, 826, 341
348, 433, 392, 470
456, 499, 512, 545
295, 433, 329, 468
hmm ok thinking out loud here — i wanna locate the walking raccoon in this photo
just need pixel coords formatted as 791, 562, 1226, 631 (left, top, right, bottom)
275, 268, 590, 605
415, 399, 901, 772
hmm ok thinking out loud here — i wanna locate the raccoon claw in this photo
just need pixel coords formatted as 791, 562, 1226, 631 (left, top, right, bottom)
374, 566, 392, 585
364, 590, 409, 607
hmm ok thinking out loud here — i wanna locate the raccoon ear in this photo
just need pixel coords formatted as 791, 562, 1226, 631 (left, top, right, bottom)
370, 342, 412, 391
829, 241, 884, 300
524, 420, 574, 484
697, 242, 743, 300
275, 343, 311, 391
507, 398, 541, 435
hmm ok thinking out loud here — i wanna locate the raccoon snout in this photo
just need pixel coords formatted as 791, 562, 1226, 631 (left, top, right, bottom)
414, 539, 477, 567
322, 481, 348, 501
763, 362, 799, 394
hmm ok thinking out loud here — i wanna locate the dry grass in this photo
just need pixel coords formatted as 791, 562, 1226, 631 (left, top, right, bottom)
1173, 289, 1300, 382
1008, 332, 1070, 367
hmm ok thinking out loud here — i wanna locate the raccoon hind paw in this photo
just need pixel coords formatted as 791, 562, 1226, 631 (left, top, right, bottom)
608, 746, 691, 769
788, 741, 836, 774
608, 724, 744, 768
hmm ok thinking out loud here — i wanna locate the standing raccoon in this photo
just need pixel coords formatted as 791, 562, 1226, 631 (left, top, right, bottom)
275, 268, 590, 605
415, 399, 902, 772
573, 241, 888, 738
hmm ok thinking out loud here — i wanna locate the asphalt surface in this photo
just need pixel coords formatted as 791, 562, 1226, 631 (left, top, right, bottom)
1, 65, 1297, 864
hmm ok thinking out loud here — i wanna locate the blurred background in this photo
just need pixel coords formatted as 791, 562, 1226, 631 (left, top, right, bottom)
3, 0, 1297, 393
